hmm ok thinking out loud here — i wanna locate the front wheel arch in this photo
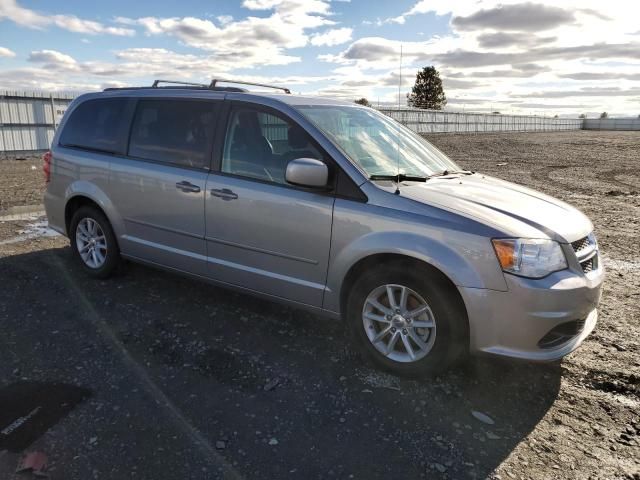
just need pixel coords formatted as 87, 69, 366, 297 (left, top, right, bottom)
340, 254, 469, 345
344, 256, 470, 375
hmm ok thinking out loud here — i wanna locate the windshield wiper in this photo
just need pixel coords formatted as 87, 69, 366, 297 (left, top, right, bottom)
427, 169, 474, 178
369, 173, 428, 183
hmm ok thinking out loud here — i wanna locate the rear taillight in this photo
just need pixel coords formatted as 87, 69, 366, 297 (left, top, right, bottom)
43, 150, 52, 183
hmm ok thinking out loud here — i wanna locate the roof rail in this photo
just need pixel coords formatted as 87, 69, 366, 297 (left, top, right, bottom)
107, 79, 291, 94
209, 78, 291, 94
152, 79, 208, 88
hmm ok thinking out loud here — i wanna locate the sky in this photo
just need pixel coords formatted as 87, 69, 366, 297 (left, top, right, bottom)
0, 0, 639, 117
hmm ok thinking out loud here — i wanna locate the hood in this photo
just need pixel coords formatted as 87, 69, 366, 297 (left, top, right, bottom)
393, 174, 593, 242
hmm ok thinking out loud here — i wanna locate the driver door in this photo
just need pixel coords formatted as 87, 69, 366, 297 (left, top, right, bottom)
204, 103, 335, 307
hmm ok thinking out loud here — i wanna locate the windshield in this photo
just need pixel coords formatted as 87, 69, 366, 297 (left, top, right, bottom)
295, 105, 460, 177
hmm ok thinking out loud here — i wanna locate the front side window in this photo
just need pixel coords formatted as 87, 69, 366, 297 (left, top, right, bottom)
222, 107, 322, 184
128, 100, 216, 169
59, 98, 129, 154
296, 105, 460, 177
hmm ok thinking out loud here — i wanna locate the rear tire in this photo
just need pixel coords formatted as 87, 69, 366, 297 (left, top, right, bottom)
69, 206, 120, 279
346, 261, 468, 377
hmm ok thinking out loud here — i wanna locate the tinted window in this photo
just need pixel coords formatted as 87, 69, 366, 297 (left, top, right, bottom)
222, 107, 321, 184
59, 98, 129, 154
129, 100, 217, 169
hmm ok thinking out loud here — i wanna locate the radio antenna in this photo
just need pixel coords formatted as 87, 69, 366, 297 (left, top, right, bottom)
394, 44, 403, 194
398, 44, 402, 109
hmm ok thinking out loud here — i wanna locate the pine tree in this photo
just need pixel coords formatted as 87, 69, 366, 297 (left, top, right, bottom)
354, 98, 372, 107
407, 66, 447, 110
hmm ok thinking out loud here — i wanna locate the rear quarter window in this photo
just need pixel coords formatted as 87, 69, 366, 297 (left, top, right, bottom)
59, 97, 130, 154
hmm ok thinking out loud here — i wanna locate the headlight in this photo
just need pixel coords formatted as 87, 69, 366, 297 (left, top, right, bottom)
492, 238, 567, 278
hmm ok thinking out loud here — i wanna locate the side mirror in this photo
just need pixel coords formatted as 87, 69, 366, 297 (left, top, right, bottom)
285, 158, 328, 188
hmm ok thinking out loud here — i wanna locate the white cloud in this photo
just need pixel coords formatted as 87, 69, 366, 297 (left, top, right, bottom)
118, 0, 338, 69
0, 0, 135, 35
319, 1, 640, 114
28, 49, 77, 66
311, 27, 352, 46
216, 15, 233, 25
1, 0, 639, 115
0, 46, 16, 57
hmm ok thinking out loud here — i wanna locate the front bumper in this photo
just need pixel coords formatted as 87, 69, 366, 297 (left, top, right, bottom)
460, 264, 604, 362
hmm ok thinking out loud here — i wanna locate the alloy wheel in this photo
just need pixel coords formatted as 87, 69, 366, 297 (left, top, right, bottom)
362, 284, 437, 363
75, 217, 108, 269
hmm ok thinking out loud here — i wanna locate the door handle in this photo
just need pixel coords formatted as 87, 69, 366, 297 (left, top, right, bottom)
175, 181, 201, 193
210, 188, 238, 201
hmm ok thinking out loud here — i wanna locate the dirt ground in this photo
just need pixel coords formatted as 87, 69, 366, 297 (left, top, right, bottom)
0, 154, 46, 211
0, 131, 638, 479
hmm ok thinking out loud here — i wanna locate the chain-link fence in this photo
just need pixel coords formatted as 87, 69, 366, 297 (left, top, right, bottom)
379, 108, 582, 134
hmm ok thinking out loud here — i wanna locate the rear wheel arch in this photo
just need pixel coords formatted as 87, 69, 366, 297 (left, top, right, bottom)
65, 196, 109, 236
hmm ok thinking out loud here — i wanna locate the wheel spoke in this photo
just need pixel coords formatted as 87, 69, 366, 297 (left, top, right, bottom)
364, 312, 390, 324
79, 223, 90, 238
385, 330, 400, 354
401, 333, 416, 360
411, 319, 435, 328
406, 304, 429, 319
373, 325, 392, 343
91, 249, 98, 266
399, 286, 408, 311
79, 243, 91, 253
408, 329, 429, 351
386, 285, 397, 310
95, 249, 105, 264
366, 298, 392, 315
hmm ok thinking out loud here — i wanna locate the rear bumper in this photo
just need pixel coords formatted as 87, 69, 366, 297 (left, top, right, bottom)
460, 265, 604, 362
44, 189, 66, 236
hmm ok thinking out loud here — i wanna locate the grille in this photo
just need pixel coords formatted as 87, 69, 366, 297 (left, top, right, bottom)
581, 257, 595, 273
538, 319, 586, 349
572, 233, 598, 274
571, 236, 590, 253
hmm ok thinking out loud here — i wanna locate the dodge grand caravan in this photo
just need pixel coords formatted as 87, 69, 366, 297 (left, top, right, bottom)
43, 79, 604, 376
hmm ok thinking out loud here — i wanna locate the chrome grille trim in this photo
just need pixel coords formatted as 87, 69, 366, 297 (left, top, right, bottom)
571, 232, 599, 274
571, 236, 590, 252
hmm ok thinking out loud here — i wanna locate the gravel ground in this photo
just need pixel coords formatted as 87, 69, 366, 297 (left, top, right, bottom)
0, 131, 638, 479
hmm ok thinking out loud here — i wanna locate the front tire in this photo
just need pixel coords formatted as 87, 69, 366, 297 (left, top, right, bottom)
346, 261, 468, 377
69, 206, 120, 279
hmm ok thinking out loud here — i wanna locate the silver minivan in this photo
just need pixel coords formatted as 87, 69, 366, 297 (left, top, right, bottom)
43, 79, 604, 376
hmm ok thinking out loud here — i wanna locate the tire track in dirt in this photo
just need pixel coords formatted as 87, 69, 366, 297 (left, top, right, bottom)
531, 164, 639, 195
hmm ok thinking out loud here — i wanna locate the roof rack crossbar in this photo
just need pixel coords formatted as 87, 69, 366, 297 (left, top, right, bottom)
209, 78, 291, 94
152, 79, 209, 88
